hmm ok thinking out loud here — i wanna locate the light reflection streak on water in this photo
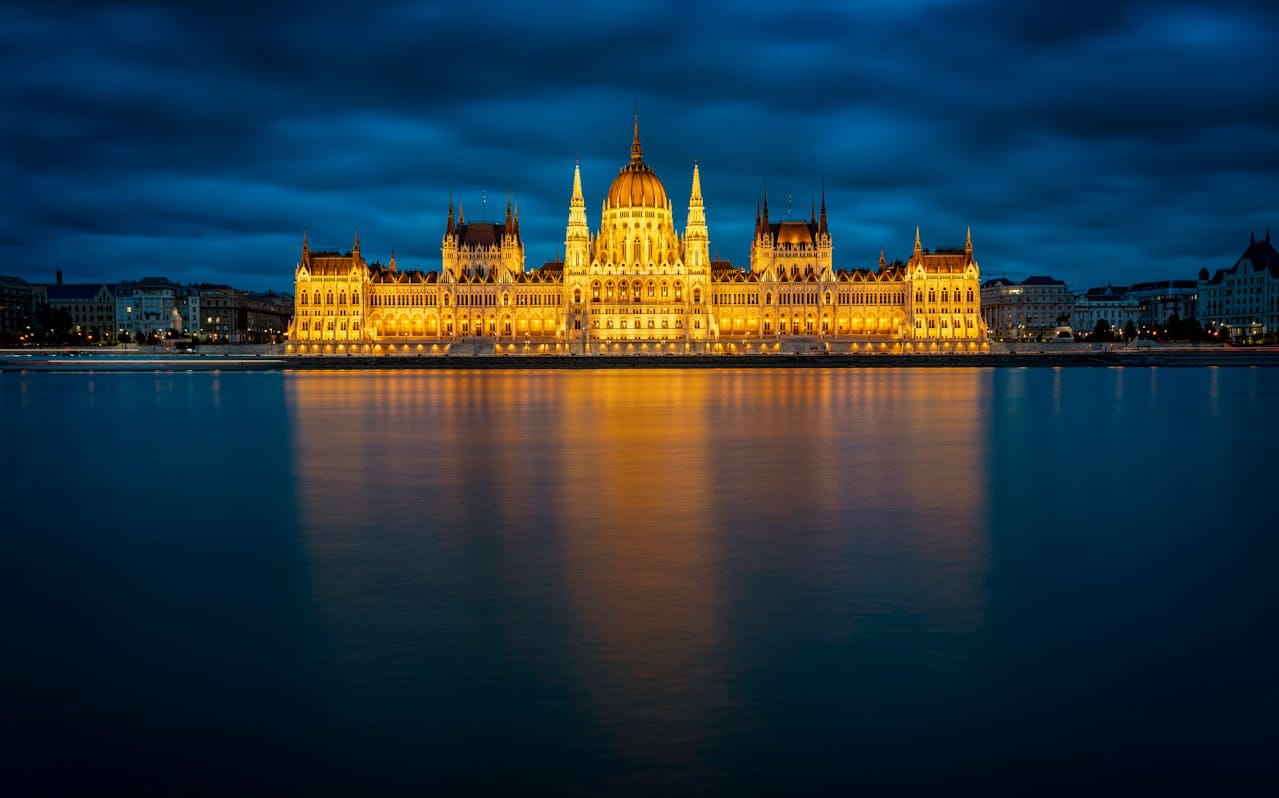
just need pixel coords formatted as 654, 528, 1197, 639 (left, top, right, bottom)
284, 368, 993, 769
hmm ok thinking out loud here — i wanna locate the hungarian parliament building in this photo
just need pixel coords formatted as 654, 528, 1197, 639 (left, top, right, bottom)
288, 119, 987, 354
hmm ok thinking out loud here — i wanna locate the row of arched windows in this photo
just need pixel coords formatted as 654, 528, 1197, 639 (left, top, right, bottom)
300, 291, 361, 306
917, 288, 976, 303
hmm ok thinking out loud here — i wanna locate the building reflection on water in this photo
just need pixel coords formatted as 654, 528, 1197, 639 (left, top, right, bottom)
285, 368, 992, 775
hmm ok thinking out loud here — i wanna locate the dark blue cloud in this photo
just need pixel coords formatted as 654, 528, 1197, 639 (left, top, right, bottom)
2, 0, 1276, 291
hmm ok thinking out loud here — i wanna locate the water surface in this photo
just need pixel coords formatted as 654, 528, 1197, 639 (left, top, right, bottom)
4, 368, 1275, 794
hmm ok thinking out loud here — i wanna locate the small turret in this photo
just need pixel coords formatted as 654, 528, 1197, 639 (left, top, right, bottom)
446, 194, 455, 236
965, 226, 973, 258
818, 189, 829, 239
914, 226, 922, 255
389, 246, 397, 272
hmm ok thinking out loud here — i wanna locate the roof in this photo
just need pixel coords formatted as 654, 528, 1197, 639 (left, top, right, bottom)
453, 222, 513, 249
770, 220, 817, 247
1022, 275, 1066, 286
1201, 233, 1279, 286
46, 283, 111, 301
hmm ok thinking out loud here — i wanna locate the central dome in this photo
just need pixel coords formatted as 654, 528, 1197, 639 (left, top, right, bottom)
606, 117, 669, 209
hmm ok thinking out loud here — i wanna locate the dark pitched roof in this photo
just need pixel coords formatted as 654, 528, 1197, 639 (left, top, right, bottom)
46, 283, 111, 301
1201, 233, 1279, 285
1022, 275, 1066, 286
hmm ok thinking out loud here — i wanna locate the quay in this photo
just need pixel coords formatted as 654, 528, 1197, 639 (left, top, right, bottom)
4, 348, 1279, 372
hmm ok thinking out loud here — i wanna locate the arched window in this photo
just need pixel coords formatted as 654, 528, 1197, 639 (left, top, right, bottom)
647, 281, 655, 298
300, 293, 308, 306
928, 289, 936, 302
592, 281, 601, 301
824, 291, 832, 305
661, 281, 669, 298
573, 288, 582, 304
693, 288, 702, 303
967, 288, 974, 302
765, 292, 773, 305
606, 281, 615, 301
326, 291, 334, 305
915, 289, 923, 303
633, 280, 642, 302
352, 292, 359, 305
674, 281, 683, 301
941, 289, 949, 303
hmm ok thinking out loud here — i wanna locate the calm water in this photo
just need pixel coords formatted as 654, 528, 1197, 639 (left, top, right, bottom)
3, 367, 1276, 794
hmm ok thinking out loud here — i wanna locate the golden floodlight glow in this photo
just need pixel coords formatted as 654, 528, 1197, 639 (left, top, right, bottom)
288, 119, 987, 354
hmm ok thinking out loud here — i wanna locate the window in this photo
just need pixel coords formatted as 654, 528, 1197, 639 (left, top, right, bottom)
574, 289, 582, 304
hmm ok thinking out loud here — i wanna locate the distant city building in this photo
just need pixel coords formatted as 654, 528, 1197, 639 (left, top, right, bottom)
1073, 283, 1139, 334
1198, 231, 1279, 341
0, 276, 45, 341
115, 277, 201, 339
198, 285, 293, 342
980, 275, 1071, 341
45, 282, 117, 341
290, 117, 988, 353
1127, 280, 1198, 327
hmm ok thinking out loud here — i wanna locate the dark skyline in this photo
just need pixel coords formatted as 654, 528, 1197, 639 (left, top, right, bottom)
4, 0, 1277, 293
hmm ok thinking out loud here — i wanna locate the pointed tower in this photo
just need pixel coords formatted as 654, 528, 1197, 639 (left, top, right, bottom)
879, 248, 887, 271
389, 246, 397, 272
301, 230, 309, 263
631, 113, 643, 164
965, 226, 973, 260
504, 191, 514, 236
565, 160, 590, 274
818, 188, 829, 240
814, 187, 833, 277
352, 230, 361, 259
685, 160, 709, 274
446, 194, 455, 236
914, 227, 922, 256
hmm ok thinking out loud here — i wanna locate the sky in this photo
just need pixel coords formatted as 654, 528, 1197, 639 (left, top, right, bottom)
3, 0, 1277, 293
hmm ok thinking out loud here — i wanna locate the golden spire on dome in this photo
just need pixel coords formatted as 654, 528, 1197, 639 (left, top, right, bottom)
631, 113, 643, 163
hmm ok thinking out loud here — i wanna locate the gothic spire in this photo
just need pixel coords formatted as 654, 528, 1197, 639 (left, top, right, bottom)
567, 160, 589, 238
631, 113, 643, 163
965, 226, 973, 257
686, 160, 707, 238
447, 193, 455, 236
818, 187, 828, 238
914, 226, 922, 254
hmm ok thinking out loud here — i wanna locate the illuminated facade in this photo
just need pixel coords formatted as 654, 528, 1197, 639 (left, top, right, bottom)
289, 119, 987, 353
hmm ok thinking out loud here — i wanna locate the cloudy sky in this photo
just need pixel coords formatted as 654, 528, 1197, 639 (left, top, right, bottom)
4, 0, 1277, 293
